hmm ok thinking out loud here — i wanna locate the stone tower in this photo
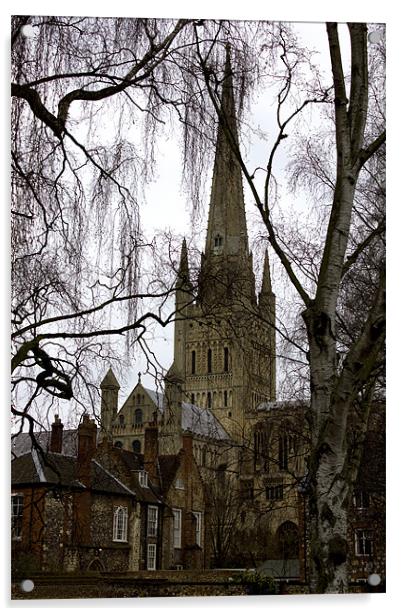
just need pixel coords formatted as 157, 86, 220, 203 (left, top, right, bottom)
168, 49, 276, 439
100, 367, 120, 437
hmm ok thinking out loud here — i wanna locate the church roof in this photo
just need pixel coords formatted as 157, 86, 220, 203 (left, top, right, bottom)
143, 387, 230, 441
256, 400, 308, 412
181, 403, 229, 440
144, 387, 165, 411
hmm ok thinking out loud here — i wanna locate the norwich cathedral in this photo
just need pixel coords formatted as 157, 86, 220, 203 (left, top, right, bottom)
11, 57, 385, 588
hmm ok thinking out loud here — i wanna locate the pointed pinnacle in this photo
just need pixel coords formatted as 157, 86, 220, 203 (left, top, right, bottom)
100, 367, 120, 389
178, 238, 190, 284
261, 250, 273, 295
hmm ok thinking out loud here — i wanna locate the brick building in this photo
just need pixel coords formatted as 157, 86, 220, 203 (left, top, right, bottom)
11, 415, 137, 574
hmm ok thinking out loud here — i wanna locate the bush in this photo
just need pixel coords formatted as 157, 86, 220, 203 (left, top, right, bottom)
234, 570, 278, 595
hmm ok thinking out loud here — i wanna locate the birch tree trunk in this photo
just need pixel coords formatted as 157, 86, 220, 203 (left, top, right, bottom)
300, 23, 385, 592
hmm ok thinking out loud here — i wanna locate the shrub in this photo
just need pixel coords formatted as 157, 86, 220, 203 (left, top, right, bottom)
234, 570, 278, 595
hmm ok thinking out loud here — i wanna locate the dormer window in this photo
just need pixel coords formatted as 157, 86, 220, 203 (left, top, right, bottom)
138, 470, 148, 488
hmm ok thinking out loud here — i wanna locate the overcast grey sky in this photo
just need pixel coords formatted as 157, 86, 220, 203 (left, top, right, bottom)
120, 20, 354, 399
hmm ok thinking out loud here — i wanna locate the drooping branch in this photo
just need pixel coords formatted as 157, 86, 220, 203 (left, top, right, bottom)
341, 218, 385, 278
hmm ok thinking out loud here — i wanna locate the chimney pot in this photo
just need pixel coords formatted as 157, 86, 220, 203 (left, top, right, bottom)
50, 415, 64, 453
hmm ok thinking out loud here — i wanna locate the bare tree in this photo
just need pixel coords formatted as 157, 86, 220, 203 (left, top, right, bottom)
11, 16, 267, 434
11, 16, 204, 434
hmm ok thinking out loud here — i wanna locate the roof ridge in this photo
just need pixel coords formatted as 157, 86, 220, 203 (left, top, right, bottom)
91, 459, 136, 497
31, 449, 46, 482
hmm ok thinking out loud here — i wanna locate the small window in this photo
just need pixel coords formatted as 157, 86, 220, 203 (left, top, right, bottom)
207, 392, 212, 409
266, 484, 283, 501
138, 470, 148, 488
224, 347, 229, 372
134, 408, 143, 426
354, 491, 370, 509
147, 544, 157, 570
355, 529, 374, 556
223, 390, 228, 407
132, 439, 141, 453
118, 414, 125, 427
191, 393, 195, 405
278, 434, 289, 470
240, 479, 254, 500
11, 494, 24, 540
191, 350, 196, 375
207, 348, 212, 373
175, 477, 185, 490
214, 234, 223, 248
114, 441, 123, 449
193, 511, 202, 546
147, 506, 158, 537
113, 506, 128, 542
173, 509, 182, 548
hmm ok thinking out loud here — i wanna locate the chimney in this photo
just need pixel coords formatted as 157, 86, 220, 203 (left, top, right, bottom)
76, 414, 97, 487
144, 420, 159, 486
50, 414, 64, 453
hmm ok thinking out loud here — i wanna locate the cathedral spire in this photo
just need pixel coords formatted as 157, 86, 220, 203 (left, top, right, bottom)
205, 47, 249, 260
201, 46, 255, 306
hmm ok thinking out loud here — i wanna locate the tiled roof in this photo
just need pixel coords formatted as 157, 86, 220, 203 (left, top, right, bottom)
11, 428, 101, 458
256, 400, 308, 412
108, 448, 162, 504
144, 387, 164, 411
11, 451, 135, 497
181, 403, 229, 440
157, 455, 180, 493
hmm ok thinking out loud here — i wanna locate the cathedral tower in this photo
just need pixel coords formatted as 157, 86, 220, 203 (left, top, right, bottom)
168, 49, 276, 439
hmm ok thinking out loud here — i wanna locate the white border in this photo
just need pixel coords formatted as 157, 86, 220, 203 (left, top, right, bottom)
2, 1, 400, 614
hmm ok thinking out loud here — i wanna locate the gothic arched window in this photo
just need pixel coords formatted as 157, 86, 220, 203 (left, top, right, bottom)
191, 350, 196, 375
134, 408, 143, 426
207, 391, 212, 409
276, 521, 299, 560
224, 347, 229, 372
207, 348, 212, 373
118, 414, 125, 427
